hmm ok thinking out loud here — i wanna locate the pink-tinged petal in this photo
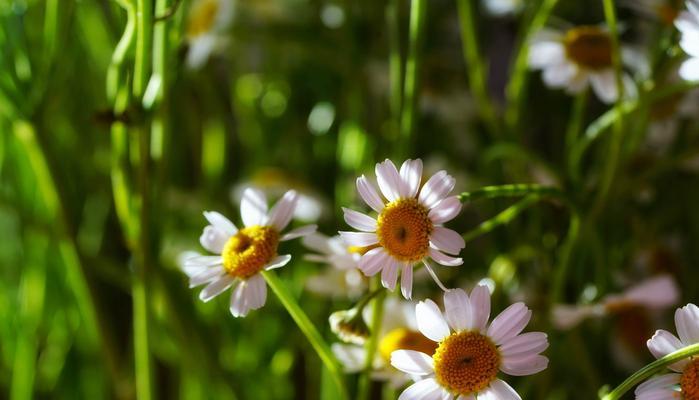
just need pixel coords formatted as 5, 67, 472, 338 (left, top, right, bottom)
428, 196, 462, 224
342, 207, 378, 232
199, 275, 235, 302
429, 227, 465, 255
429, 247, 463, 267
339, 231, 378, 247
444, 289, 471, 332
376, 159, 405, 201
244, 273, 267, 311
635, 387, 679, 400
381, 259, 400, 291
390, 350, 434, 375
401, 264, 414, 299
416, 299, 450, 342
356, 175, 385, 212
551, 305, 597, 330
469, 285, 491, 332
399, 159, 423, 198
398, 378, 444, 400
635, 373, 681, 398
358, 247, 389, 276
203, 211, 237, 236
675, 303, 699, 345
647, 330, 688, 372
500, 353, 549, 376
419, 171, 456, 208
479, 379, 522, 400
189, 265, 226, 287
264, 254, 292, 270
280, 225, 317, 241
200, 225, 229, 254
487, 302, 532, 345
332, 343, 366, 373
240, 188, 268, 227
499, 332, 549, 359
614, 275, 679, 310
267, 190, 299, 231
422, 260, 450, 292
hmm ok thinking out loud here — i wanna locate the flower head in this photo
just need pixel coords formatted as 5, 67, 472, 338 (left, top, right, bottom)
182, 188, 316, 317
340, 159, 464, 299
390, 286, 548, 399
185, 0, 234, 69
635, 303, 699, 399
675, 0, 699, 81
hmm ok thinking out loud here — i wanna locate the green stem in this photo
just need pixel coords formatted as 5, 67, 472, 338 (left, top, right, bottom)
458, 183, 566, 203
601, 343, 699, 400
462, 194, 542, 243
386, 0, 403, 142
261, 270, 349, 400
551, 210, 580, 303
357, 279, 386, 400
565, 90, 588, 163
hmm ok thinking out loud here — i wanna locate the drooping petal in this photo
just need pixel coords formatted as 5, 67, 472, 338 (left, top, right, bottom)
647, 329, 688, 372
399, 159, 423, 198
401, 264, 413, 299
429, 227, 465, 255
199, 274, 235, 302
240, 188, 268, 227
264, 254, 292, 270
381, 259, 400, 291
590, 69, 618, 104
428, 197, 462, 224
342, 208, 378, 232
416, 299, 450, 342
356, 175, 385, 212
542, 61, 576, 88
184, 255, 224, 269
339, 231, 378, 247
499, 332, 549, 359
487, 302, 532, 345
500, 353, 549, 376
675, 303, 699, 345
528, 40, 565, 69
244, 273, 268, 311
200, 225, 230, 254
444, 289, 471, 332
332, 343, 366, 373
634, 373, 681, 399
482, 379, 522, 400
375, 159, 405, 201
419, 171, 456, 208
612, 275, 679, 310
189, 265, 226, 287
358, 247, 390, 276
390, 350, 435, 375
267, 190, 299, 231
469, 285, 491, 332
398, 378, 444, 400
203, 211, 237, 236
280, 224, 317, 241
428, 247, 463, 267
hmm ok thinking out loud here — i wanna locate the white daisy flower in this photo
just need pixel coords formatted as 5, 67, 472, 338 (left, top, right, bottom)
675, 0, 699, 81
391, 286, 549, 400
339, 159, 465, 299
482, 0, 524, 17
529, 26, 637, 103
182, 188, 317, 317
634, 303, 699, 399
332, 298, 438, 388
185, 0, 234, 69
302, 233, 366, 299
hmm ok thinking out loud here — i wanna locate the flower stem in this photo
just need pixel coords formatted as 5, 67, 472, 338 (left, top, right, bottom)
458, 183, 566, 203
261, 270, 349, 400
358, 279, 386, 400
565, 90, 588, 167
601, 343, 699, 400
386, 0, 403, 143
462, 194, 542, 243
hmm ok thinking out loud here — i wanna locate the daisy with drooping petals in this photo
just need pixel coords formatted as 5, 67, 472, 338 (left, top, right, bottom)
339, 159, 465, 299
391, 286, 549, 400
182, 188, 316, 317
634, 303, 699, 399
302, 233, 366, 299
185, 0, 234, 69
675, 0, 699, 81
529, 26, 637, 103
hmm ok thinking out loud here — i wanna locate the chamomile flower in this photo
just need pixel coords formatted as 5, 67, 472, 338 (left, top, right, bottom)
675, 0, 699, 81
185, 0, 234, 69
182, 188, 316, 317
529, 26, 637, 103
391, 286, 548, 400
339, 159, 465, 299
302, 233, 366, 299
634, 303, 699, 399
482, 0, 524, 17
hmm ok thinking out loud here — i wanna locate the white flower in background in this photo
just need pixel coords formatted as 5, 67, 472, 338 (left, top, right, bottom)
182, 188, 316, 317
553, 275, 679, 329
185, 0, 234, 69
482, 0, 524, 17
529, 26, 637, 103
675, 0, 699, 81
339, 159, 464, 299
390, 286, 548, 399
302, 233, 366, 299
634, 303, 699, 399
332, 298, 438, 387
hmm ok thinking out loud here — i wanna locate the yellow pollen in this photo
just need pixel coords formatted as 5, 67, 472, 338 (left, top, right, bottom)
682, 359, 699, 400
376, 198, 432, 263
379, 328, 438, 362
347, 244, 379, 256
222, 226, 279, 279
433, 331, 500, 396
563, 26, 613, 70
187, 0, 219, 37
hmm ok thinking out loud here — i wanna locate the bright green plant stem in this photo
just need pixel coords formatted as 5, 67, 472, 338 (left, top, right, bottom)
601, 343, 699, 400
358, 280, 386, 400
386, 0, 403, 141
462, 194, 542, 243
565, 90, 588, 161
458, 183, 566, 203
261, 270, 349, 400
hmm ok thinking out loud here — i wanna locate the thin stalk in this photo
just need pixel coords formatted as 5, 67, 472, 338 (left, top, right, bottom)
386, 0, 403, 142
601, 343, 699, 400
456, 0, 498, 135
458, 183, 566, 203
551, 210, 580, 303
261, 270, 349, 400
565, 89, 588, 163
357, 279, 386, 400
462, 195, 542, 243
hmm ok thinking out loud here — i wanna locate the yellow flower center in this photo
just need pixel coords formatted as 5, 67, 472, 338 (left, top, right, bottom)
222, 226, 279, 279
376, 198, 432, 263
682, 359, 699, 400
563, 26, 612, 70
187, 0, 219, 37
433, 331, 500, 396
379, 328, 438, 362
347, 244, 379, 256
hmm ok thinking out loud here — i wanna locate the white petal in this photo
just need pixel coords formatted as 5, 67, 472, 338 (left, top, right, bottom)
469, 285, 491, 332
186, 34, 216, 70
647, 329, 688, 371
244, 273, 268, 311
280, 225, 317, 241
480, 379, 522, 400
500, 353, 549, 376
381, 258, 400, 291
528, 40, 565, 69
419, 171, 456, 208
428, 247, 463, 266
680, 57, 699, 82
356, 175, 385, 212
375, 159, 405, 201
332, 343, 366, 373
675, 10, 699, 35
342, 208, 378, 232
264, 254, 292, 270
400, 264, 414, 299
199, 275, 235, 302
635, 387, 679, 400
399, 159, 423, 198
444, 289, 471, 332
240, 188, 268, 227
416, 299, 450, 342
203, 211, 237, 236
398, 378, 444, 400
358, 247, 390, 276
339, 231, 378, 247
429, 227, 465, 255
675, 303, 699, 345
615, 275, 679, 309
189, 265, 226, 287
428, 197, 462, 224
590, 69, 618, 104
199, 226, 230, 254
551, 305, 597, 330
390, 350, 434, 375
457, 396, 476, 400
184, 255, 224, 269
542, 61, 576, 88
635, 373, 681, 399
301, 233, 335, 255
680, 35, 699, 58
487, 302, 532, 345
267, 190, 299, 231
500, 332, 549, 359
